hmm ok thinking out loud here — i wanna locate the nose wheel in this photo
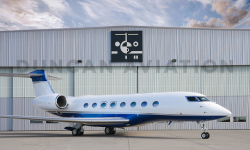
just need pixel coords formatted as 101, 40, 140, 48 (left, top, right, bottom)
198, 121, 210, 139
105, 127, 116, 135
201, 132, 210, 139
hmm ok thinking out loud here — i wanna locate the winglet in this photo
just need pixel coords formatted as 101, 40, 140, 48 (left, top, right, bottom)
29, 70, 61, 80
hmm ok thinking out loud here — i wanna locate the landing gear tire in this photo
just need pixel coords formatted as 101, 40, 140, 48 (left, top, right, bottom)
105, 127, 111, 135
79, 130, 84, 136
111, 129, 116, 135
105, 127, 116, 135
72, 128, 84, 136
201, 132, 210, 139
72, 128, 80, 136
205, 132, 210, 139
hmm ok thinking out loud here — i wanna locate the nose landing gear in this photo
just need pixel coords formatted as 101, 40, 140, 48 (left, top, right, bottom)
198, 121, 210, 139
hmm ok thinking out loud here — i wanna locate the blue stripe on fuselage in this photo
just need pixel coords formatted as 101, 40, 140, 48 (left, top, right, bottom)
49, 112, 226, 127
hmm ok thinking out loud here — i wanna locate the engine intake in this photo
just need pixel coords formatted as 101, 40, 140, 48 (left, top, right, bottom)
55, 95, 67, 109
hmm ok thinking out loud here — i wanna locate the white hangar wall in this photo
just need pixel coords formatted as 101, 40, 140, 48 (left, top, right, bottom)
74, 67, 137, 96
0, 66, 249, 130
1, 26, 250, 67
1, 26, 250, 131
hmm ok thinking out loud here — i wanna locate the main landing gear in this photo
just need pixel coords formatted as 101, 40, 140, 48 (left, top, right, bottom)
70, 123, 84, 136
198, 121, 210, 139
104, 127, 116, 135
72, 127, 84, 136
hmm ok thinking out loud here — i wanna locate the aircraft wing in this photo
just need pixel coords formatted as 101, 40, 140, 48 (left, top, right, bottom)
0, 115, 129, 125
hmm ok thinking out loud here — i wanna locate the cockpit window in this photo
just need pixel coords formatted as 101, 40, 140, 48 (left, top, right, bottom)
186, 97, 198, 101
196, 97, 210, 101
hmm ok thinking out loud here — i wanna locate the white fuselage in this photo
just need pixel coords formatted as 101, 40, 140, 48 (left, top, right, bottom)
32, 92, 231, 127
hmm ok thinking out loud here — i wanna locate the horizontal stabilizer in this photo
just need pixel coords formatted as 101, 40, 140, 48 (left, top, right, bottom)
0, 115, 129, 125
0, 73, 61, 80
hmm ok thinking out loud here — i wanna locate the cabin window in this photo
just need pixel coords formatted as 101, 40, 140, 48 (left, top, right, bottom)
120, 102, 126, 108
217, 117, 230, 122
110, 102, 116, 108
101, 102, 107, 108
131, 102, 136, 107
84, 103, 88, 108
92, 103, 97, 108
186, 97, 198, 102
196, 97, 210, 101
233, 117, 246, 122
153, 101, 159, 107
141, 101, 147, 107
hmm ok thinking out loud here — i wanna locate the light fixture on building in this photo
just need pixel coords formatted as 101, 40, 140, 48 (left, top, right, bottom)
172, 59, 176, 63
78, 60, 82, 63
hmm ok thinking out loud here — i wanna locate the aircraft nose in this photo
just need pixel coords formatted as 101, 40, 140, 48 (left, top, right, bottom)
226, 109, 232, 117
222, 107, 232, 117
211, 103, 232, 117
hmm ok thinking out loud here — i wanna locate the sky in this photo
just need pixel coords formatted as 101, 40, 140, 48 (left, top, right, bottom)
0, 0, 250, 31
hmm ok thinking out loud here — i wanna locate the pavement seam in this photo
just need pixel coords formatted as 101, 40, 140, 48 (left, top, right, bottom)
127, 130, 131, 150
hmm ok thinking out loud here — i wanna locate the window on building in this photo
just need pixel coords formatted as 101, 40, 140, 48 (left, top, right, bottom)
92, 103, 97, 108
131, 102, 136, 107
186, 97, 198, 101
46, 121, 58, 123
120, 102, 126, 108
217, 117, 230, 122
84, 103, 88, 108
101, 102, 107, 108
233, 117, 246, 122
196, 97, 210, 101
30, 120, 43, 123
110, 102, 116, 108
153, 101, 159, 107
141, 101, 147, 107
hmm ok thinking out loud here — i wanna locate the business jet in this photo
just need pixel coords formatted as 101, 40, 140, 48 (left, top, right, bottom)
0, 70, 231, 139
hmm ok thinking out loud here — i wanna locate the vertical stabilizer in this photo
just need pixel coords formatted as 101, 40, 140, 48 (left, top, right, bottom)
29, 70, 55, 97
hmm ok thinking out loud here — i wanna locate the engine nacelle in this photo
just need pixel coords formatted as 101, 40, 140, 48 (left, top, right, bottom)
32, 94, 68, 110
55, 95, 67, 109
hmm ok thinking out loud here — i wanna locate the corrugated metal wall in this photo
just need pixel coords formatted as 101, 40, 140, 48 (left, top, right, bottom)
0, 98, 13, 131
1, 27, 250, 67
74, 67, 137, 96
0, 68, 13, 97
1, 26, 249, 131
138, 67, 201, 93
0, 66, 249, 131
201, 66, 250, 96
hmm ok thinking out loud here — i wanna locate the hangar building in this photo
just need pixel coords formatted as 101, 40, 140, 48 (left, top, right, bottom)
0, 26, 249, 131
